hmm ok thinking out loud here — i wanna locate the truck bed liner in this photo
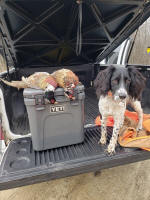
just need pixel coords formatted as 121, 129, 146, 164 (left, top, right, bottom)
1, 126, 150, 191
85, 88, 99, 124
1, 87, 150, 190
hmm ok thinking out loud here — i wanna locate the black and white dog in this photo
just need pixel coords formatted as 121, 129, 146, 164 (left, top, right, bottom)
94, 65, 146, 154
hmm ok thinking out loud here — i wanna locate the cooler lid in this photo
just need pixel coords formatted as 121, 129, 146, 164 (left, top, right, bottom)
23, 88, 44, 98
0, 0, 150, 69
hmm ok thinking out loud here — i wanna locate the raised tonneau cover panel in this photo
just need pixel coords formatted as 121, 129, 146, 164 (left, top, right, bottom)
0, 0, 150, 68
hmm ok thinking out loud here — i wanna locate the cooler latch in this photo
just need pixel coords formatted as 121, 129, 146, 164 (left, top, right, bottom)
35, 95, 45, 110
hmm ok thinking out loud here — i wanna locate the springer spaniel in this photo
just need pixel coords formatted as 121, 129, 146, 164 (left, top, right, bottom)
94, 65, 146, 154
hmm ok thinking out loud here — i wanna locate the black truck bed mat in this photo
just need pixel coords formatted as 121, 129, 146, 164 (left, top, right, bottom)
85, 88, 99, 125
0, 126, 150, 191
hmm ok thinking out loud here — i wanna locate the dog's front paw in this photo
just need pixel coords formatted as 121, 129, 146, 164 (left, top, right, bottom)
107, 143, 116, 155
136, 128, 143, 132
136, 124, 143, 132
99, 136, 107, 145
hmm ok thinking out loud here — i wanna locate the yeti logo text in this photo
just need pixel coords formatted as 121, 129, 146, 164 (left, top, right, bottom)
50, 106, 65, 113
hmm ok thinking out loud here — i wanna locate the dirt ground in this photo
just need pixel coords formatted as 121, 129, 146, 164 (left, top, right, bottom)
0, 14, 150, 200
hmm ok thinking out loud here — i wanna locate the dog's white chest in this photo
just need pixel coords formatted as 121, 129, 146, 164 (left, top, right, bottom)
98, 96, 126, 116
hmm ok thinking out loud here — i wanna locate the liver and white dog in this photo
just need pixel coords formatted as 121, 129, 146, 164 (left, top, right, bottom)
94, 65, 146, 154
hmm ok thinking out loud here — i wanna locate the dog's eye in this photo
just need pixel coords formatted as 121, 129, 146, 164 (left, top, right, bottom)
112, 80, 118, 84
126, 79, 131, 84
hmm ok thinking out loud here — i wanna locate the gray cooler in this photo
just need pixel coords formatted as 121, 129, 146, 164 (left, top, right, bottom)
23, 85, 85, 151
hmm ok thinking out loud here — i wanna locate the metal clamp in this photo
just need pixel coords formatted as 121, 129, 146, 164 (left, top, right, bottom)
35, 95, 45, 106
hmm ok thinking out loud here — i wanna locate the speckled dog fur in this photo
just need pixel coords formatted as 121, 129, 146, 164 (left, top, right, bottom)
94, 65, 146, 154
99, 96, 143, 154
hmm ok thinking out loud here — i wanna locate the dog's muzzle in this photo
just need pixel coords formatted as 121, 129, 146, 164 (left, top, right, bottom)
115, 88, 127, 100
119, 93, 127, 100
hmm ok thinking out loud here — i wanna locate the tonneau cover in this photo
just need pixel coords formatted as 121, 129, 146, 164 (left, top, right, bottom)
0, 0, 150, 68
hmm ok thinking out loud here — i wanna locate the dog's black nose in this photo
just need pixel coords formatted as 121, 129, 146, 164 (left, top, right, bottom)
119, 94, 126, 99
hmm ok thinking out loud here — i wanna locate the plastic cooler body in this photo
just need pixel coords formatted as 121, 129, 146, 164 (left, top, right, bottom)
23, 86, 85, 151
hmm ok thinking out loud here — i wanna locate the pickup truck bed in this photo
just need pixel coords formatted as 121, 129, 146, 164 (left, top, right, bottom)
0, 88, 150, 191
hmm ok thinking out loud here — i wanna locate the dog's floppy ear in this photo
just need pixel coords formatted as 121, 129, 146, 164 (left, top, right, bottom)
128, 66, 146, 100
94, 65, 115, 98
